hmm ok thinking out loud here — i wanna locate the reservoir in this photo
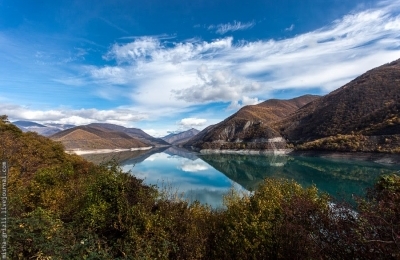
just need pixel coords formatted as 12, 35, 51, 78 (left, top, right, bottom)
81, 147, 400, 208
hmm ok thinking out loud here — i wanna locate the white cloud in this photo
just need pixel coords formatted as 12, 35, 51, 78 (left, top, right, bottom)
179, 161, 209, 172
227, 96, 262, 110
209, 20, 255, 35
173, 64, 264, 104
179, 118, 207, 129
285, 24, 295, 31
104, 37, 160, 63
1, 103, 147, 126
86, 1, 400, 115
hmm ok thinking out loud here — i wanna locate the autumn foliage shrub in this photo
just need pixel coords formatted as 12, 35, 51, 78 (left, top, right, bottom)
1, 115, 400, 259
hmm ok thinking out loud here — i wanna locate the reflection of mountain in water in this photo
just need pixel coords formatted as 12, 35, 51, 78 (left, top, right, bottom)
81, 146, 168, 165
200, 154, 400, 202
164, 146, 199, 160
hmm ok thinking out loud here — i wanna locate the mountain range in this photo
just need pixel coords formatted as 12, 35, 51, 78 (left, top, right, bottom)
50, 125, 149, 150
12, 120, 201, 151
11, 58, 400, 154
48, 124, 203, 151
185, 58, 400, 153
161, 128, 200, 145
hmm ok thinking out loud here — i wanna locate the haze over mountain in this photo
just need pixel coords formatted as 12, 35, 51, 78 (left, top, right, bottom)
186, 58, 400, 153
50, 125, 149, 150
162, 128, 200, 145
13, 120, 75, 136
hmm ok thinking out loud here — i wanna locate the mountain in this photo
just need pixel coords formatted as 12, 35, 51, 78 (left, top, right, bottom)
184, 95, 319, 150
50, 125, 149, 150
88, 123, 170, 146
280, 59, 400, 139
161, 128, 200, 145
278, 58, 400, 152
13, 121, 75, 136
187, 58, 400, 153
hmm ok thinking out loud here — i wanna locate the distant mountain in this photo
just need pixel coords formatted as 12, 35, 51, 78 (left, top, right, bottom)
88, 123, 170, 146
50, 125, 148, 150
13, 121, 75, 136
161, 128, 200, 145
184, 95, 319, 150
187, 58, 400, 153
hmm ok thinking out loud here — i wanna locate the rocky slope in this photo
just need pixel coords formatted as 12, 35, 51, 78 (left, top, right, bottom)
185, 95, 319, 150
187, 58, 400, 153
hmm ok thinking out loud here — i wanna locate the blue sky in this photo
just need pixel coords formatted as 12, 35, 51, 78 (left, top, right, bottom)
1, 0, 400, 136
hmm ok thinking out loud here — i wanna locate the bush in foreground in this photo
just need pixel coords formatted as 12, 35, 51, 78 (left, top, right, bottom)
2, 116, 400, 259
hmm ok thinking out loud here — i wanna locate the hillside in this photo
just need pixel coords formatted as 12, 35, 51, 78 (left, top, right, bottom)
185, 95, 319, 150
50, 125, 149, 150
278, 58, 400, 152
88, 123, 170, 146
162, 128, 200, 145
187, 58, 400, 153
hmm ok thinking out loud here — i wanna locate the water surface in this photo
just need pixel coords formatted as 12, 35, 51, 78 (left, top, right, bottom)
83, 147, 400, 208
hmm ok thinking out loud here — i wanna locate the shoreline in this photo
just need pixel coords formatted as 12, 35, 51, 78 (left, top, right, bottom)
67, 146, 153, 155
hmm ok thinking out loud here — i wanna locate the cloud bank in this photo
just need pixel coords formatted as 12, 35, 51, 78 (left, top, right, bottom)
1, 104, 147, 126
179, 117, 207, 129
4, 1, 400, 132
87, 1, 400, 116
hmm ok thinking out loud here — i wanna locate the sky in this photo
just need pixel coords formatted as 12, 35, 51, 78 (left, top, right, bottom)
1, 0, 400, 137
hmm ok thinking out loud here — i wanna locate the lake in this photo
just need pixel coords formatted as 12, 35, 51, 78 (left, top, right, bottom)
81, 147, 400, 208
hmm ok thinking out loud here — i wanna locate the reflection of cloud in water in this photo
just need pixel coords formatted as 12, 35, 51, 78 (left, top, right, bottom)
120, 152, 237, 207
179, 160, 209, 172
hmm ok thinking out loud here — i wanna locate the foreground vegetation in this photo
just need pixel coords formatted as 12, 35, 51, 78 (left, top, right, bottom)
1, 116, 399, 259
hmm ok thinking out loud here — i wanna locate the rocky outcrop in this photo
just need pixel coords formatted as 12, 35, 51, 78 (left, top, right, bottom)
184, 95, 318, 150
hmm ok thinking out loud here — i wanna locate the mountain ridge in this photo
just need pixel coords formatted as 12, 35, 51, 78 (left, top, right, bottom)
184, 95, 320, 150
50, 125, 149, 150
185, 58, 400, 153
87, 123, 170, 146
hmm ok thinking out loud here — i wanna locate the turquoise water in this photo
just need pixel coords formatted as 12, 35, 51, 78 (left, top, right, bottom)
115, 148, 400, 208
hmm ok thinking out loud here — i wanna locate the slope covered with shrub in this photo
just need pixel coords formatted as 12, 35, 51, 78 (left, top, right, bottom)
1, 115, 399, 259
